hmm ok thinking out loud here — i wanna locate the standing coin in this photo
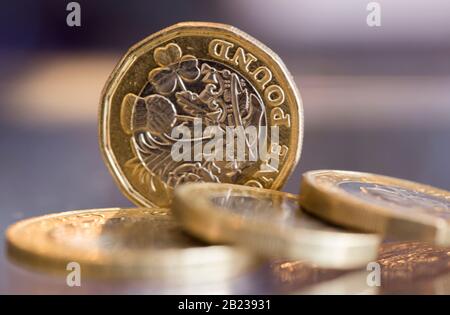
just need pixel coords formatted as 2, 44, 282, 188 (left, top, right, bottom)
6, 208, 257, 280
99, 22, 303, 207
173, 183, 380, 269
301, 170, 450, 246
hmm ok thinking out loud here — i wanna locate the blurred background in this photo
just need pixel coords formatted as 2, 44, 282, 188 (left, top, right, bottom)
0, 0, 450, 293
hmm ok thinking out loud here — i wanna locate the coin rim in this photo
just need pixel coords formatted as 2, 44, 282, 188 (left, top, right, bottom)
5, 207, 258, 279
99, 21, 304, 207
300, 169, 450, 246
173, 182, 380, 269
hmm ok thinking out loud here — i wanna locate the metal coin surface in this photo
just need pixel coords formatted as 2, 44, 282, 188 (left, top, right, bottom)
301, 170, 450, 246
99, 22, 303, 207
6, 208, 257, 280
173, 183, 380, 269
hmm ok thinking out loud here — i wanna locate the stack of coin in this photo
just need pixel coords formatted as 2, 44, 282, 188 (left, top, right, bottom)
6, 22, 450, 282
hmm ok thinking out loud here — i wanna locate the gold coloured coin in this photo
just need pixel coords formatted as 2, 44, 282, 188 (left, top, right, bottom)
173, 183, 380, 269
301, 170, 450, 246
99, 22, 303, 208
6, 208, 257, 280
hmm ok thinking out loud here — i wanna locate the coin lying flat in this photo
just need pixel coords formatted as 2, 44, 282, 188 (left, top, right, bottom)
301, 170, 450, 246
6, 208, 257, 280
99, 22, 303, 208
173, 183, 381, 269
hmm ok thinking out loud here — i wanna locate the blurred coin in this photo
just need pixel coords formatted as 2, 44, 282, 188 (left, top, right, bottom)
99, 22, 303, 208
301, 170, 450, 246
173, 183, 380, 269
6, 208, 257, 281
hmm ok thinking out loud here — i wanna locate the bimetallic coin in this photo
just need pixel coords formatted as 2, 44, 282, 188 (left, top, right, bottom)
301, 170, 450, 246
99, 22, 303, 208
173, 183, 381, 269
6, 208, 257, 280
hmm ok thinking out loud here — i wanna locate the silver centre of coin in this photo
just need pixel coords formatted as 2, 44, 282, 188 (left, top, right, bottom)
338, 181, 450, 219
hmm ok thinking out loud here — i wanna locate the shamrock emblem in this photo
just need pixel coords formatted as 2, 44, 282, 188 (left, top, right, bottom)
148, 43, 200, 94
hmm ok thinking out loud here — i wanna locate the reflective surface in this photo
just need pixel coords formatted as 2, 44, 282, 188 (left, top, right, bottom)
1, 126, 450, 293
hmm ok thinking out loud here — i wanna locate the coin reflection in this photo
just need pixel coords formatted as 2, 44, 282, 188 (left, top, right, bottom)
269, 241, 450, 294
